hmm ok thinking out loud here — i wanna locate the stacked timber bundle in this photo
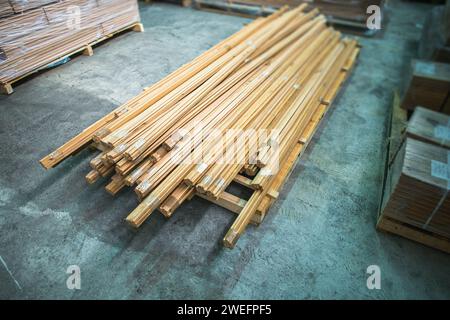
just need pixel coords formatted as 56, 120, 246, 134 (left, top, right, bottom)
378, 138, 450, 253
41, 5, 360, 248
407, 107, 450, 149
401, 60, 450, 114
0, 0, 141, 94
194, 0, 385, 33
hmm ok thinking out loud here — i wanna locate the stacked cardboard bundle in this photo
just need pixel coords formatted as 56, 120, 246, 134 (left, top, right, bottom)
380, 138, 450, 241
378, 98, 450, 254
401, 59, 450, 114
0, 0, 141, 93
407, 107, 450, 149
41, 6, 360, 248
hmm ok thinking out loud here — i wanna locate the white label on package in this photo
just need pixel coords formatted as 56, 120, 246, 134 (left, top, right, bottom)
431, 160, 450, 189
416, 61, 436, 76
434, 125, 450, 141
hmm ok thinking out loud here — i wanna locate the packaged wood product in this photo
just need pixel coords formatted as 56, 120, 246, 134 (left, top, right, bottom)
0, 0, 141, 93
407, 107, 450, 149
9, 0, 57, 13
401, 60, 450, 113
378, 138, 450, 253
41, 6, 360, 248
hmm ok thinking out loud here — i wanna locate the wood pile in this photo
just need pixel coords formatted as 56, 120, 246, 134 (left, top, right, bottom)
401, 59, 450, 114
194, 0, 385, 34
378, 138, 450, 253
0, 0, 141, 94
40, 5, 360, 248
407, 107, 450, 149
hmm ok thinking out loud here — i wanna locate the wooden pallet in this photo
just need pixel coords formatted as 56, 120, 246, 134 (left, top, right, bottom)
0, 22, 144, 95
377, 216, 450, 254
183, 43, 360, 225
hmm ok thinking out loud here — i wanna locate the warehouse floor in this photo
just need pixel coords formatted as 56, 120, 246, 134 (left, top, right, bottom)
1, 2, 450, 299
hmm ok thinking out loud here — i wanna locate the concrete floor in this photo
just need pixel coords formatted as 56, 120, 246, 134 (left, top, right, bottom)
1, 2, 449, 299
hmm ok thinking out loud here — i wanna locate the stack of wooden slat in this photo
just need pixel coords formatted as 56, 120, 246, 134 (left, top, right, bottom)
194, 0, 385, 33
377, 96, 450, 254
407, 107, 450, 149
40, 5, 360, 248
378, 138, 450, 252
0, 0, 141, 94
401, 59, 450, 114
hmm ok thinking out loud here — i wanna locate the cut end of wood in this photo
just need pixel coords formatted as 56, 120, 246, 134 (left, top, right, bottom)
125, 216, 142, 228
267, 189, 279, 200
1, 83, 13, 95
158, 205, 173, 218
223, 229, 240, 249
250, 181, 264, 191
162, 140, 175, 151
126, 194, 161, 227
133, 23, 144, 33
183, 178, 194, 187
39, 153, 61, 170
85, 170, 100, 184
39, 158, 51, 170
82, 46, 94, 56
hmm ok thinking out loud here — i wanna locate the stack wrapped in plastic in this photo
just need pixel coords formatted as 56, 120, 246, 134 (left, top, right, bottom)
0, 0, 140, 85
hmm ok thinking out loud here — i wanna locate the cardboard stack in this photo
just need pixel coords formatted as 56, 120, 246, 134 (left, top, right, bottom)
378, 99, 450, 254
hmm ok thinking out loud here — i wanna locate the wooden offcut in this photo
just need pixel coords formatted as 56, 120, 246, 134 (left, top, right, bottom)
407, 107, 450, 149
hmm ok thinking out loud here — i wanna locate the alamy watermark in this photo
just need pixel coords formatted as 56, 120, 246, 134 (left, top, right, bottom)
150, 122, 283, 175
367, 5, 382, 30
366, 265, 381, 290
66, 265, 81, 290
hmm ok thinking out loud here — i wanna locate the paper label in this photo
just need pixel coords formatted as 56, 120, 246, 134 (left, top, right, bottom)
434, 125, 450, 141
431, 160, 450, 189
416, 61, 436, 76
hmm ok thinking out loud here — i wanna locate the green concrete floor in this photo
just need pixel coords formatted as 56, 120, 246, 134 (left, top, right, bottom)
0, 2, 449, 299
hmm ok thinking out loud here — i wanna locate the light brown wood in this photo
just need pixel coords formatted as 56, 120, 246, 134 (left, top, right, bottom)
82, 45, 94, 57
40, 6, 359, 248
